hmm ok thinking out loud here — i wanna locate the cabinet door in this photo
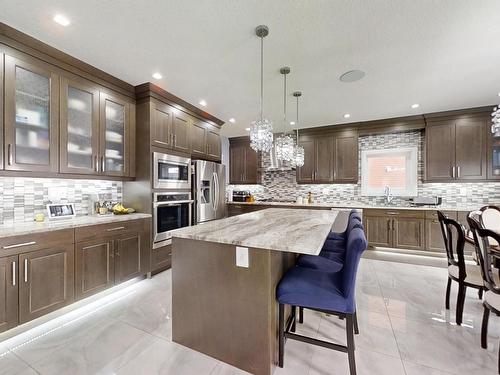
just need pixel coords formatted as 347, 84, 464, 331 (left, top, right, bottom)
152, 244, 172, 272
190, 120, 207, 157
244, 144, 259, 183
393, 217, 425, 250
0, 53, 4, 169
0, 255, 18, 333
100, 92, 130, 176
455, 118, 486, 180
426, 122, 455, 181
75, 239, 114, 300
334, 133, 358, 182
230, 142, 246, 184
59, 77, 99, 174
364, 216, 392, 247
4, 55, 59, 172
114, 233, 144, 284
487, 129, 500, 180
172, 111, 190, 153
297, 137, 315, 183
19, 245, 74, 324
315, 136, 334, 182
207, 129, 221, 160
151, 104, 172, 149
425, 219, 446, 252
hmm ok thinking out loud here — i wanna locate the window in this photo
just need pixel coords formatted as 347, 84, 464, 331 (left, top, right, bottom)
361, 147, 417, 197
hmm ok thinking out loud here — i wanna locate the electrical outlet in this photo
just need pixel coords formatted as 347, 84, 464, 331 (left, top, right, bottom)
236, 246, 249, 268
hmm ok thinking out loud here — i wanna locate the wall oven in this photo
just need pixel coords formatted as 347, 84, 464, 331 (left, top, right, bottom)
153, 152, 191, 190
153, 191, 193, 249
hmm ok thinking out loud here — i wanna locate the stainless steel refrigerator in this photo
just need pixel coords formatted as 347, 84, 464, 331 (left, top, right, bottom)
192, 160, 226, 224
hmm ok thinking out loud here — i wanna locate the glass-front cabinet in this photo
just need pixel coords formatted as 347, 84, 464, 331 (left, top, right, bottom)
4, 55, 58, 172
488, 129, 500, 179
60, 78, 99, 174
99, 92, 130, 176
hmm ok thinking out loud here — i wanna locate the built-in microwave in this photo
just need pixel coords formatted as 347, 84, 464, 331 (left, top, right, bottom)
153, 152, 191, 190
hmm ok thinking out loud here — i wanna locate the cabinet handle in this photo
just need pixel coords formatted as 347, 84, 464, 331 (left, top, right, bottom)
7, 144, 13, 165
101, 156, 105, 172
174, 134, 177, 147
392, 219, 395, 230
106, 226, 125, 232
2, 241, 36, 249
12, 261, 16, 286
386, 212, 399, 215
156, 140, 169, 146
452, 166, 456, 179
94, 155, 99, 172
24, 259, 28, 283
457, 165, 460, 179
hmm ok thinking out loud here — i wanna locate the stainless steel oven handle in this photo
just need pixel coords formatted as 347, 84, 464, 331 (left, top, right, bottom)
154, 200, 194, 207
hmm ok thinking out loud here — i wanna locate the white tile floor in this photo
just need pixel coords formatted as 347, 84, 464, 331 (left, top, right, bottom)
0, 257, 499, 374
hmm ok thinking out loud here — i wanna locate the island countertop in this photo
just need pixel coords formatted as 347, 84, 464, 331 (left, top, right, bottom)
171, 207, 346, 255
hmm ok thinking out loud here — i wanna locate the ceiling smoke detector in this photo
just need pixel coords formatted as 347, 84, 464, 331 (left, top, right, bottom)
339, 70, 365, 83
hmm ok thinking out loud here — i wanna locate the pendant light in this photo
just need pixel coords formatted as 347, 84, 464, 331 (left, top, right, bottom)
492, 104, 500, 135
292, 91, 305, 167
249, 25, 273, 153
275, 67, 295, 163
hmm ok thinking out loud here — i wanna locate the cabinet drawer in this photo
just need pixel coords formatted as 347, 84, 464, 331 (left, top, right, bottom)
75, 219, 145, 242
425, 210, 457, 220
0, 229, 74, 256
363, 209, 424, 219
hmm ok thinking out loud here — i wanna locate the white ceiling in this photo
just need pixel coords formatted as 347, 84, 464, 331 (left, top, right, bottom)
1, 0, 500, 137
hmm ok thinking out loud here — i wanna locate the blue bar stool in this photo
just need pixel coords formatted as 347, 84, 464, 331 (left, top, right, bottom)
276, 227, 367, 375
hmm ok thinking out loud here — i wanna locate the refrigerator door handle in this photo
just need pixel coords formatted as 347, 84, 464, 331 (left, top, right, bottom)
213, 172, 219, 212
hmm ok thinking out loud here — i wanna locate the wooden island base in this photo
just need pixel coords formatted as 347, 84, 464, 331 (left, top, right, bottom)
172, 237, 296, 375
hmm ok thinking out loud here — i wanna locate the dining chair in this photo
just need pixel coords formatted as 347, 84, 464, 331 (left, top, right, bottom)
467, 213, 500, 374
438, 211, 485, 325
480, 205, 500, 246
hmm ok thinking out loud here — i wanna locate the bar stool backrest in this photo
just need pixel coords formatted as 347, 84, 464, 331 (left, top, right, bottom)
342, 227, 368, 312
438, 210, 466, 279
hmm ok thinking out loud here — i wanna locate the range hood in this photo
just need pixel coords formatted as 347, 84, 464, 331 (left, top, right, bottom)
264, 147, 295, 171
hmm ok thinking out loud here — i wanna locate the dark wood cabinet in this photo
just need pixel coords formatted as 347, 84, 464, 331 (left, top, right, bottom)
207, 128, 221, 160
190, 120, 207, 157
0, 52, 4, 169
4, 55, 59, 173
114, 232, 144, 283
363, 215, 392, 247
392, 217, 425, 250
59, 77, 100, 175
75, 239, 114, 300
151, 244, 172, 272
426, 116, 487, 181
18, 244, 74, 324
229, 137, 260, 184
151, 101, 173, 149
172, 111, 190, 153
297, 130, 358, 184
0, 255, 18, 333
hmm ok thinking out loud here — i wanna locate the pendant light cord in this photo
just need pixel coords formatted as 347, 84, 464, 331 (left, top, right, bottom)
296, 95, 299, 139
260, 35, 264, 121
283, 72, 287, 134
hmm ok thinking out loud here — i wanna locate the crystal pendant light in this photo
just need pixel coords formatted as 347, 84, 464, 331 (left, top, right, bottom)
249, 25, 273, 153
275, 67, 295, 163
492, 105, 500, 135
292, 91, 305, 167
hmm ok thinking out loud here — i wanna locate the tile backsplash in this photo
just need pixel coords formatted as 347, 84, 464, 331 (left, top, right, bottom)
228, 130, 500, 208
0, 177, 122, 225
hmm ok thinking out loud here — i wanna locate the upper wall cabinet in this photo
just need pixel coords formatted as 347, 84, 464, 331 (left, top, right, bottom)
4, 55, 59, 172
151, 102, 173, 149
60, 77, 99, 175
297, 130, 358, 184
425, 115, 487, 181
171, 110, 190, 153
100, 92, 132, 177
229, 137, 259, 184
206, 127, 221, 160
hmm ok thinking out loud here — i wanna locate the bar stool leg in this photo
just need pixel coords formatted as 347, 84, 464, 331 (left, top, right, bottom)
346, 314, 357, 375
482, 305, 490, 349
291, 306, 297, 332
278, 303, 285, 368
353, 311, 359, 335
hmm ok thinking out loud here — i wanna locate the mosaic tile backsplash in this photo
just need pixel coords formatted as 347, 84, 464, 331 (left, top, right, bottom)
0, 178, 122, 225
228, 130, 500, 208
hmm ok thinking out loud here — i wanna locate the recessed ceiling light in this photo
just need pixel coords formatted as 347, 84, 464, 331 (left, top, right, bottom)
411, 103, 420, 109
245, 127, 250, 131
339, 70, 365, 83
152, 72, 162, 80
53, 14, 70, 26
199, 100, 207, 107
290, 121, 295, 126
228, 118, 236, 123
343, 113, 351, 119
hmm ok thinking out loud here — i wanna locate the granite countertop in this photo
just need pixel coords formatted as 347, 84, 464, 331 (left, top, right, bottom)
0, 213, 152, 238
171, 208, 347, 255
227, 201, 484, 212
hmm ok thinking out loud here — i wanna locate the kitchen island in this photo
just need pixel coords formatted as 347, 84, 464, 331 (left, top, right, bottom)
170, 208, 347, 375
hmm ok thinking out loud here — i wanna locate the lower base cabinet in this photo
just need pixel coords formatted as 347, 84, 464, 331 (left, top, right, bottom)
0, 255, 18, 333
151, 244, 172, 272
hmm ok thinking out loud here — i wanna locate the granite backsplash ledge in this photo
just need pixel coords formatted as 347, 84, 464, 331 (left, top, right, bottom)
227, 130, 500, 208
0, 177, 122, 225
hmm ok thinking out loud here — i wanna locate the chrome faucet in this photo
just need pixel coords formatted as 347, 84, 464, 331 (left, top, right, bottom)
384, 186, 394, 205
